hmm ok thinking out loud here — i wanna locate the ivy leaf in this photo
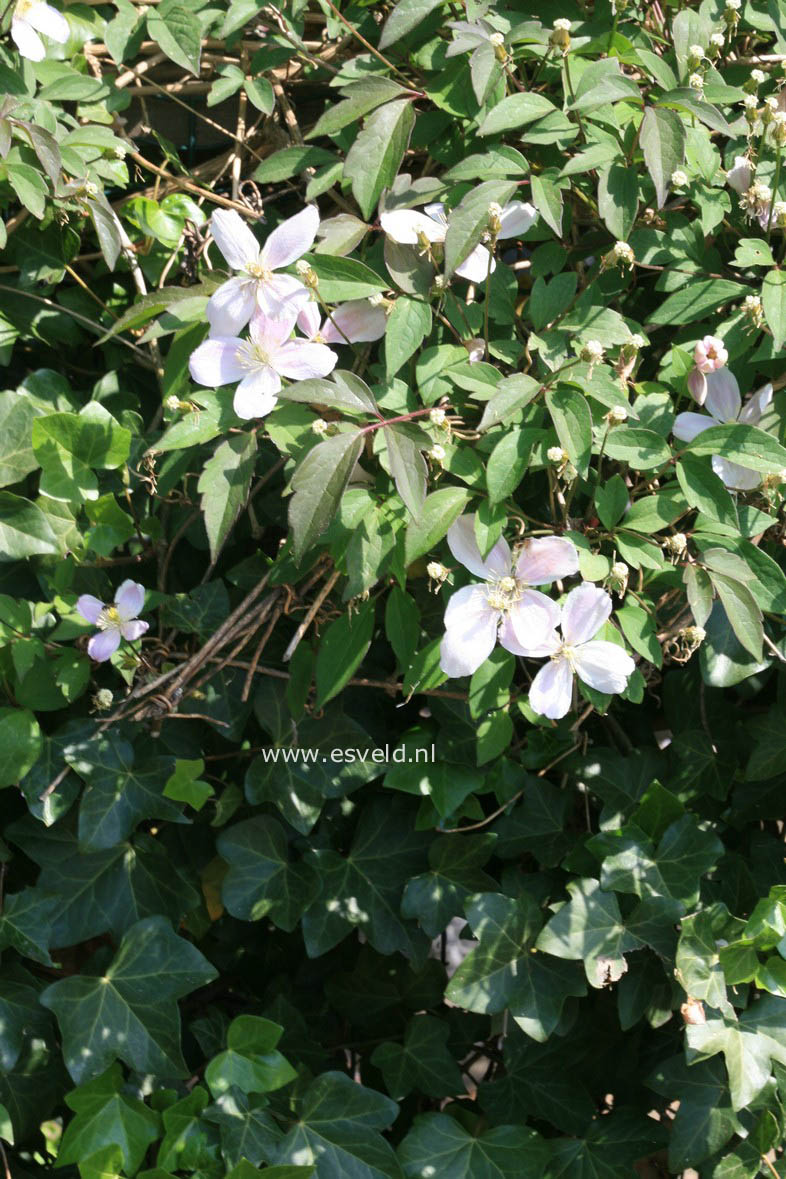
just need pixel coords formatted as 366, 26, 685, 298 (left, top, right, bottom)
157, 1086, 221, 1172
371, 1015, 464, 1100
217, 815, 319, 932
289, 430, 364, 562
647, 1052, 740, 1169
600, 815, 723, 907
203, 1089, 283, 1168
198, 432, 257, 564
639, 106, 685, 208
686, 995, 786, 1110
0, 707, 42, 786
205, 1016, 297, 1099
40, 915, 218, 1083
479, 1031, 595, 1135
0, 888, 57, 965
274, 1071, 402, 1178
398, 1112, 549, 1178
446, 893, 586, 1041
0, 492, 59, 558
344, 100, 415, 221
535, 878, 638, 988
401, 833, 497, 938
57, 1064, 160, 1175
547, 1108, 667, 1178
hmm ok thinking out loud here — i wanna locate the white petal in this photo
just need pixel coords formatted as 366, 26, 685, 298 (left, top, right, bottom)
76, 594, 104, 624
561, 584, 612, 646
210, 209, 260, 271
726, 157, 751, 194
207, 277, 257, 337
120, 620, 149, 642
516, 536, 579, 586
424, 203, 448, 226
529, 657, 574, 719
25, 2, 68, 41
296, 300, 322, 340
455, 243, 495, 283
440, 586, 498, 677
233, 368, 280, 419
114, 579, 144, 621
189, 337, 246, 387
498, 201, 538, 238
673, 411, 714, 443
321, 300, 386, 344
572, 640, 635, 694
711, 456, 761, 490
447, 515, 511, 580
506, 589, 561, 653
11, 18, 44, 59
260, 205, 320, 270
499, 617, 560, 658
704, 368, 741, 423
256, 273, 310, 319
275, 340, 338, 380
87, 629, 121, 662
380, 209, 445, 245
249, 305, 298, 353
738, 383, 773, 425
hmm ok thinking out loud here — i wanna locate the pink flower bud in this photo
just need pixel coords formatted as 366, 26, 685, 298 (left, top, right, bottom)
693, 335, 728, 374
687, 366, 708, 406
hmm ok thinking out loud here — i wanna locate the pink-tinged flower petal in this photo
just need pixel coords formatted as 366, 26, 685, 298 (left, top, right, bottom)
673, 411, 713, 443
529, 657, 574, 719
711, 456, 761, 491
260, 205, 320, 271
572, 640, 635, 694
189, 337, 246, 388
694, 335, 727, 374
249, 305, 298, 353
256, 273, 310, 319
687, 367, 708, 406
233, 368, 280, 420
297, 301, 322, 340
210, 209, 260, 272
120, 619, 149, 642
757, 203, 772, 231
440, 586, 498, 677
207, 277, 257, 337
76, 594, 105, 624
506, 589, 561, 653
29, 2, 69, 41
738, 383, 773, 426
726, 156, 752, 194
321, 300, 386, 344
87, 629, 121, 662
11, 18, 45, 59
380, 209, 445, 245
499, 617, 560, 658
114, 579, 145, 621
704, 368, 742, 423
275, 340, 338, 381
498, 201, 538, 239
455, 243, 495, 283
516, 536, 579, 586
447, 515, 511, 581
561, 583, 613, 646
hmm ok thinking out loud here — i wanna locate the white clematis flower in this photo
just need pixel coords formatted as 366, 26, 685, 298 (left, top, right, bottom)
673, 369, 774, 490
189, 303, 337, 421
76, 580, 149, 663
206, 206, 319, 335
380, 200, 537, 284
11, 0, 68, 60
439, 515, 580, 678
296, 298, 386, 345
528, 584, 635, 720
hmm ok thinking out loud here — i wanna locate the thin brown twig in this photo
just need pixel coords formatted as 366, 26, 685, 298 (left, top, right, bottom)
283, 567, 341, 661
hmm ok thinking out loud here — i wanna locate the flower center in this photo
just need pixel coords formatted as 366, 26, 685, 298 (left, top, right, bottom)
235, 339, 270, 370
555, 642, 577, 669
245, 260, 273, 281
97, 605, 121, 631
15, 0, 35, 16
485, 575, 521, 613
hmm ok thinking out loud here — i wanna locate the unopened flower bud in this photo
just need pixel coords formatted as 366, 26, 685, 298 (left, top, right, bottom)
684, 626, 706, 644
665, 532, 688, 555
550, 18, 571, 52
751, 68, 767, 85
608, 560, 629, 595
687, 44, 704, 68
488, 30, 508, 60
92, 688, 114, 711
165, 394, 181, 412
428, 443, 446, 462
489, 31, 505, 46
630, 333, 645, 349
688, 73, 704, 94
694, 334, 728, 373
296, 260, 319, 288
580, 339, 605, 365
611, 561, 629, 580
547, 446, 567, 464
312, 418, 329, 436
429, 407, 447, 426
613, 240, 635, 266
608, 404, 628, 424
426, 560, 448, 583
743, 293, 764, 326
709, 32, 725, 54
671, 169, 688, 188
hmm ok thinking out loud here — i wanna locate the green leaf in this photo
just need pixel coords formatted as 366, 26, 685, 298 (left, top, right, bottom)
597, 163, 638, 240
278, 369, 379, 415
197, 432, 257, 564
446, 893, 586, 1041
401, 833, 496, 938
536, 878, 637, 988
385, 586, 420, 670
289, 430, 364, 562
676, 456, 738, 529
546, 387, 592, 478
371, 1015, 463, 1100
403, 486, 470, 564
530, 173, 563, 237
600, 815, 723, 907
379, 0, 444, 47
205, 1016, 296, 1098
615, 604, 662, 666
762, 268, 786, 350
344, 99, 415, 221
385, 297, 432, 379
307, 255, 388, 302
594, 472, 628, 529
399, 1112, 549, 1178
477, 92, 556, 136
604, 427, 672, 470
315, 599, 375, 708
708, 571, 763, 660
163, 759, 213, 811
385, 757, 482, 819
649, 279, 747, 325
0, 707, 42, 786
639, 106, 685, 209
308, 78, 408, 139
253, 146, 337, 184
384, 424, 427, 518
147, 0, 201, 74
0, 888, 56, 965
218, 815, 319, 931
572, 59, 641, 112
486, 427, 535, 503
57, 1065, 160, 1176
0, 492, 60, 558
0, 391, 37, 488
686, 995, 786, 1110
443, 181, 517, 278
699, 600, 770, 688
40, 916, 218, 1083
